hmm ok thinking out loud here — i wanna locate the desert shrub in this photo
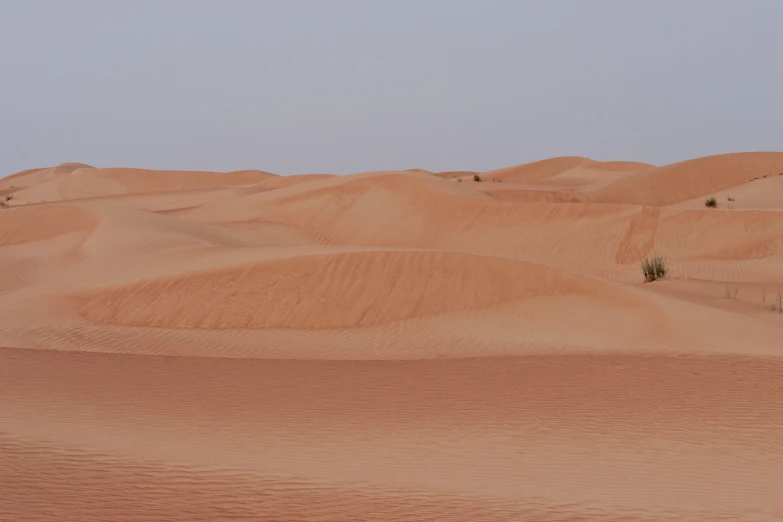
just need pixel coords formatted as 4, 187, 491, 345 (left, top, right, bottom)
704, 197, 717, 208
727, 196, 734, 202
641, 255, 667, 283
473, 174, 482, 182
763, 289, 783, 313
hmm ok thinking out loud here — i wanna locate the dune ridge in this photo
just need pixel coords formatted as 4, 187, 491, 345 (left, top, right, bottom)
2, 152, 783, 521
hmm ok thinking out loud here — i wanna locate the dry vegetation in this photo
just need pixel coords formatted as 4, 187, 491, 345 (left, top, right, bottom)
641, 256, 668, 282
763, 288, 783, 313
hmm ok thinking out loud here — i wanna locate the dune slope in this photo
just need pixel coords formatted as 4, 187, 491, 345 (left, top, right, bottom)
589, 152, 783, 206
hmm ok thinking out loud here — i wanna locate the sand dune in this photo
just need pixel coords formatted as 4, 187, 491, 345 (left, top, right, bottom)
589, 152, 783, 206
0, 204, 100, 247
2, 152, 783, 520
181, 169, 783, 283
669, 173, 783, 210
79, 250, 579, 329
428, 158, 653, 203
4, 165, 276, 205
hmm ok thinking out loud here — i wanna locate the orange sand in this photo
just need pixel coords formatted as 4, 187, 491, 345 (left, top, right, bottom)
1, 155, 782, 521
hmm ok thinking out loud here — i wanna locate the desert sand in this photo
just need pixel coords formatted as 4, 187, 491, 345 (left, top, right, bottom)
1, 153, 783, 521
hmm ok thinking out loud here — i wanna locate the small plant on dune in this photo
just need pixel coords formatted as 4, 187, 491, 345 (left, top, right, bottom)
457, 178, 462, 182
641, 255, 668, 283
4, 195, 11, 201
763, 288, 783, 313
725, 285, 739, 299
704, 197, 718, 208
473, 174, 482, 182
726, 196, 735, 209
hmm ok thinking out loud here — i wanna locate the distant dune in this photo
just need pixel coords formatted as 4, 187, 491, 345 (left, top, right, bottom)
588, 152, 783, 206
2, 153, 783, 521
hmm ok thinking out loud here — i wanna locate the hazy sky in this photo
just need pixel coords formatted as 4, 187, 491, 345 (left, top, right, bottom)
2, 1, 782, 176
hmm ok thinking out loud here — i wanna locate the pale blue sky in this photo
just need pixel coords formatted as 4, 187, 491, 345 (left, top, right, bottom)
2, 1, 782, 176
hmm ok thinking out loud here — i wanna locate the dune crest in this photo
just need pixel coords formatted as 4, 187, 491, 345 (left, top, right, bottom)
589, 151, 783, 206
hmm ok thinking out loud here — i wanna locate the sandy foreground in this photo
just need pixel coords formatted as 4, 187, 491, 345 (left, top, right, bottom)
1, 154, 782, 521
